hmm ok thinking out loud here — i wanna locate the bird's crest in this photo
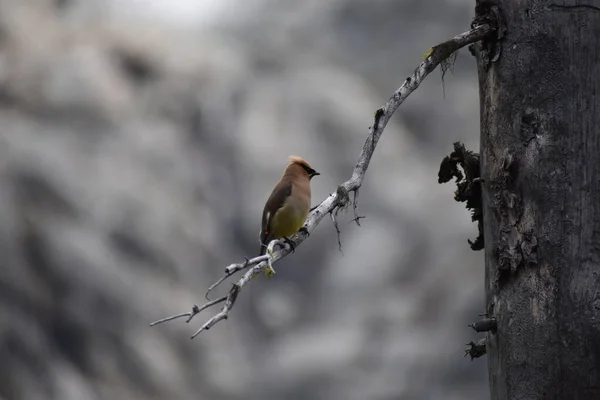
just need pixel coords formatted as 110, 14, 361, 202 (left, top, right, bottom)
288, 155, 312, 170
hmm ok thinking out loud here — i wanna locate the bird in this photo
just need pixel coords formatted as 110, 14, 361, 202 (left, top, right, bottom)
259, 155, 320, 260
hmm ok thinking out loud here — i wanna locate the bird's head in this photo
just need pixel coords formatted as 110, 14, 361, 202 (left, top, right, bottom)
288, 155, 320, 180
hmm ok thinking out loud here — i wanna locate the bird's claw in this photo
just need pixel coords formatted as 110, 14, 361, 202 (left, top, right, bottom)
283, 237, 296, 253
298, 226, 310, 236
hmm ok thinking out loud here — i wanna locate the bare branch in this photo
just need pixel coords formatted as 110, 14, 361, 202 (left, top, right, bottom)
150, 24, 495, 337
224, 255, 269, 277
204, 255, 270, 299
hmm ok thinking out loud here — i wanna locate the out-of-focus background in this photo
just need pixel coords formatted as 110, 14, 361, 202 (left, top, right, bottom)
0, 0, 487, 399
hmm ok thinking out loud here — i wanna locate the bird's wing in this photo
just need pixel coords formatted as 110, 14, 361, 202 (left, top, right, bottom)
260, 180, 293, 249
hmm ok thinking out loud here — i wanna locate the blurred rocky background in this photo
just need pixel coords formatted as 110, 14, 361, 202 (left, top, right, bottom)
0, 0, 487, 399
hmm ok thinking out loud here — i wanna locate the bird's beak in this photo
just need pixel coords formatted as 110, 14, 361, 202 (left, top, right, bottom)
311, 171, 320, 177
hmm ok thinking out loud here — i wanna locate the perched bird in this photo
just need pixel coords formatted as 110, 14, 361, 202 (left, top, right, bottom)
259, 155, 320, 257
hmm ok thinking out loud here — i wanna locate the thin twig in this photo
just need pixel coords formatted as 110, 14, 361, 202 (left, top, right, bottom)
191, 285, 240, 338
150, 23, 495, 337
205, 275, 230, 300
348, 216, 366, 225
351, 189, 362, 226
330, 210, 343, 254
149, 295, 227, 326
149, 311, 193, 326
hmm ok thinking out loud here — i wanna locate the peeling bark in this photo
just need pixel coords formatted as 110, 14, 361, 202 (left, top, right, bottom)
438, 142, 484, 250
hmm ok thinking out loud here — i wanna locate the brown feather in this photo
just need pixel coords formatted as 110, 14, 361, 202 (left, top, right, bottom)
288, 155, 313, 170
260, 179, 292, 255
259, 157, 315, 255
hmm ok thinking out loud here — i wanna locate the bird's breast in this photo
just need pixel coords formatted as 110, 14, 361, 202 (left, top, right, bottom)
270, 189, 310, 238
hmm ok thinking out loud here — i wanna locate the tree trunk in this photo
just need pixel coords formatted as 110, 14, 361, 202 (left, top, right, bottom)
476, 1, 600, 399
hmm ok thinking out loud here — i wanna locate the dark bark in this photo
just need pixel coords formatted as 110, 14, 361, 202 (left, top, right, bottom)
474, 0, 600, 399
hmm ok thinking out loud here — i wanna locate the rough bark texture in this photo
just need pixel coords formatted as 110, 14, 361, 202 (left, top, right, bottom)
475, 0, 600, 399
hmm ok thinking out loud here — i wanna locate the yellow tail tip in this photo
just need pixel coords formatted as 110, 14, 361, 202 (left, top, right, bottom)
264, 266, 276, 277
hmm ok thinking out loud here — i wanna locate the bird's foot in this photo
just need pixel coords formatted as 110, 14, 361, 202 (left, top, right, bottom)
283, 237, 296, 253
298, 226, 310, 236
